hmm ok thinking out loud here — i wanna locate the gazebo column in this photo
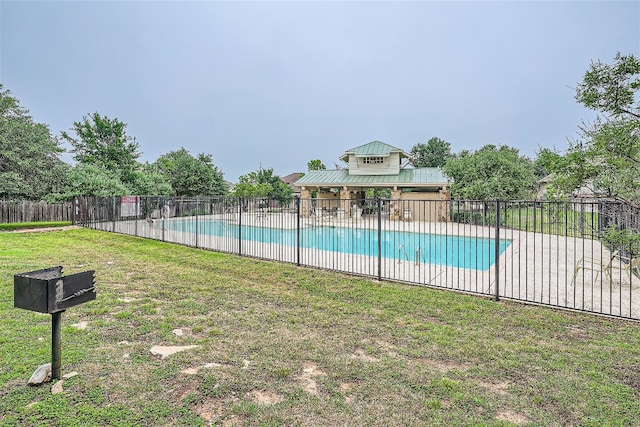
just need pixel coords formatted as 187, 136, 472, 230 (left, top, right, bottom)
300, 188, 311, 218
438, 188, 451, 222
339, 187, 351, 219
390, 188, 402, 221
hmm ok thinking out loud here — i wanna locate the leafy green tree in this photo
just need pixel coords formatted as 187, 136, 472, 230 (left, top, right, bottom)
48, 160, 172, 200
533, 147, 558, 179
443, 145, 537, 200
155, 148, 227, 196
0, 85, 67, 200
232, 168, 293, 204
307, 159, 326, 171
305, 159, 325, 198
128, 163, 173, 196
543, 53, 640, 254
232, 177, 272, 198
409, 137, 452, 168
534, 147, 591, 200
255, 168, 293, 204
61, 112, 141, 185
54, 164, 130, 199
556, 52, 640, 205
577, 53, 639, 119
60, 112, 177, 197
365, 188, 391, 199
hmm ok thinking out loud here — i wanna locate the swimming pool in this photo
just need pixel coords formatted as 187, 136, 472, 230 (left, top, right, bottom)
166, 219, 512, 271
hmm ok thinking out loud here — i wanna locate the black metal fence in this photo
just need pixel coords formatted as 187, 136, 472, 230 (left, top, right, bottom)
76, 196, 640, 321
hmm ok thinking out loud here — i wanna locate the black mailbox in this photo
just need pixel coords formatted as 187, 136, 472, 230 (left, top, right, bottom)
14, 266, 96, 314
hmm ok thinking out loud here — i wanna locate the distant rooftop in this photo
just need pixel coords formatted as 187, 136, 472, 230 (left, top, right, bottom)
280, 172, 304, 193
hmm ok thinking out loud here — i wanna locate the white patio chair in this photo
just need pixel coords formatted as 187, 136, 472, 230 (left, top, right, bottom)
571, 250, 640, 285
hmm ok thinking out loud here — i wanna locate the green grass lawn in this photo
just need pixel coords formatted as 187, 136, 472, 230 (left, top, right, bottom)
454, 206, 600, 238
1, 228, 638, 426
502, 207, 599, 238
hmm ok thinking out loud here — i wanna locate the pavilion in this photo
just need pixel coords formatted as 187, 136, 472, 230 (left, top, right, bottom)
295, 141, 451, 221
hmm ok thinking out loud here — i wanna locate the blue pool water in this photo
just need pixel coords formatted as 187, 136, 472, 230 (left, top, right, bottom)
167, 219, 511, 271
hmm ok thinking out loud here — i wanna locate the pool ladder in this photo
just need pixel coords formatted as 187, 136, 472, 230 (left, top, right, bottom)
398, 245, 409, 263
415, 246, 426, 266
398, 245, 426, 266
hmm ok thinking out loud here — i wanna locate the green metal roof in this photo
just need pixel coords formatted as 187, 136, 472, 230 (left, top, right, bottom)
339, 141, 410, 161
295, 168, 450, 188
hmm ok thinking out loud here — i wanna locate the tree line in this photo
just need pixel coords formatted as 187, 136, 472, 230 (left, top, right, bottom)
404, 52, 638, 206
0, 90, 294, 204
1, 53, 637, 209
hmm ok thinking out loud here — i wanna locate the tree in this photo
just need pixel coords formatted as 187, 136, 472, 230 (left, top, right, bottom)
409, 137, 452, 168
50, 162, 173, 200
544, 53, 640, 254
542, 54, 640, 202
155, 148, 227, 196
54, 164, 130, 199
567, 52, 639, 205
59, 112, 179, 197
533, 147, 557, 179
128, 163, 173, 196
577, 53, 640, 119
61, 112, 141, 185
442, 145, 537, 200
307, 159, 326, 171
232, 176, 272, 198
232, 168, 293, 204
535, 147, 592, 200
0, 85, 67, 200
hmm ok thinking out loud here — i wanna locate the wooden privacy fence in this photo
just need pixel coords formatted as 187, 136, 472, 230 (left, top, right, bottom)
0, 201, 73, 223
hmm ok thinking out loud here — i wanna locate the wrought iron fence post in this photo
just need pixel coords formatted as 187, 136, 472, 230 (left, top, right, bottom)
72, 197, 78, 225
135, 197, 139, 237
494, 199, 500, 301
195, 196, 199, 248
377, 198, 382, 281
161, 199, 166, 242
296, 196, 301, 266
112, 196, 116, 232
238, 198, 242, 256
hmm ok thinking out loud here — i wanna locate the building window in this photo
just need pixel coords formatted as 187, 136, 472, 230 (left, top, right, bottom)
362, 157, 384, 164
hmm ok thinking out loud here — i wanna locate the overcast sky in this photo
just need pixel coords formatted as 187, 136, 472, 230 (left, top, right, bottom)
1, 1, 638, 182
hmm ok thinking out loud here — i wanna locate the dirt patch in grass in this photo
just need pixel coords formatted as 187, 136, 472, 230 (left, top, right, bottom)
222, 415, 246, 426
613, 364, 640, 394
197, 398, 224, 419
193, 397, 236, 425
496, 409, 529, 425
339, 382, 353, 393
418, 358, 471, 373
247, 390, 284, 405
297, 364, 326, 396
339, 383, 355, 404
374, 339, 400, 357
12, 226, 79, 233
477, 380, 511, 395
350, 349, 379, 362
565, 325, 589, 339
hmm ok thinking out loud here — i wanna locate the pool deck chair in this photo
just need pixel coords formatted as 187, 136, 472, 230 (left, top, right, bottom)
571, 250, 640, 286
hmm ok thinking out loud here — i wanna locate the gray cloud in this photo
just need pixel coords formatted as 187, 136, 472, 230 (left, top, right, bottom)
1, 1, 638, 181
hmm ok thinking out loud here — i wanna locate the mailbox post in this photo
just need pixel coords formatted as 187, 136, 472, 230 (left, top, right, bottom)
14, 266, 96, 380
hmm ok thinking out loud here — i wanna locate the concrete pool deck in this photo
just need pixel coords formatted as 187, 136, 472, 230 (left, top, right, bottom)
90, 212, 640, 320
